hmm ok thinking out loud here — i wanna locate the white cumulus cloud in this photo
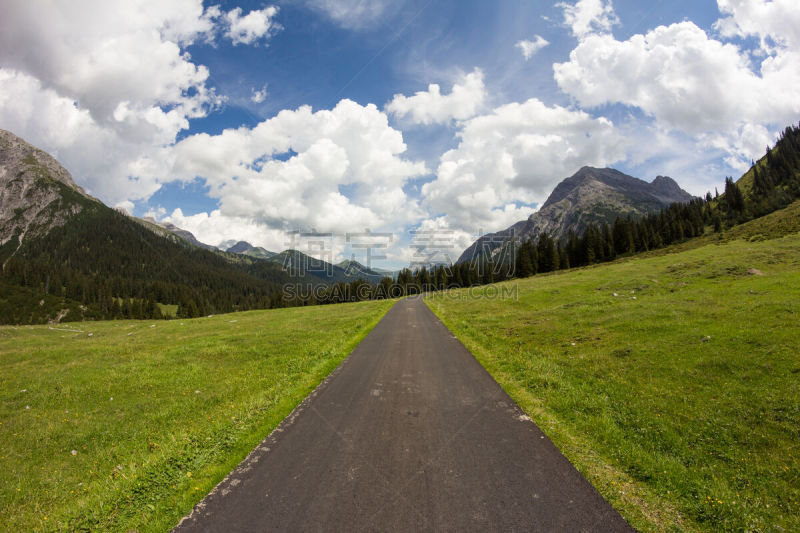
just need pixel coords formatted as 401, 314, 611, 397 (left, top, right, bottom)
0, 1, 284, 206
161, 209, 292, 252
251, 85, 268, 103
386, 69, 486, 126
224, 6, 281, 46
553, 14, 800, 169
715, 0, 800, 52
516, 36, 550, 59
0, 0, 231, 204
558, 0, 619, 39
145, 99, 427, 239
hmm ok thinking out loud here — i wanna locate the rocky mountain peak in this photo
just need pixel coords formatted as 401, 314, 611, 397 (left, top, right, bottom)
541, 167, 642, 210
1, 129, 95, 249
0, 129, 84, 193
457, 166, 695, 263
222, 240, 276, 260
227, 241, 254, 254
649, 175, 691, 203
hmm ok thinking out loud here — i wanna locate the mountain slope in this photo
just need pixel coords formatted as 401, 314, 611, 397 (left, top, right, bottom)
270, 250, 385, 284
458, 167, 694, 263
0, 129, 97, 255
0, 131, 296, 323
138, 217, 218, 251
337, 259, 391, 281
226, 240, 277, 260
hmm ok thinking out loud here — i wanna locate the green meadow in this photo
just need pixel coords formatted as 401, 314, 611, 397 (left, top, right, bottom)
427, 203, 800, 531
0, 300, 393, 532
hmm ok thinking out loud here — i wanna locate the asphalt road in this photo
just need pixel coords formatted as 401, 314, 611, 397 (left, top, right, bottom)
174, 297, 632, 532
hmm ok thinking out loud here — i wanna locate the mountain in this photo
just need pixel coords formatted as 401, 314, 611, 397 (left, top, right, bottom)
337, 259, 391, 280
269, 251, 385, 284
225, 240, 277, 260
0, 129, 97, 254
227, 241, 253, 253
457, 167, 694, 263
137, 217, 217, 250
0, 130, 296, 324
132, 217, 217, 252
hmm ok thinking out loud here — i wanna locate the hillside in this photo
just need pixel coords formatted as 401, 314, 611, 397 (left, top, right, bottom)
0, 131, 297, 323
225, 240, 277, 259
0, 129, 96, 253
427, 199, 800, 532
272, 250, 386, 284
458, 167, 693, 263
137, 217, 218, 251
0, 203, 296, 323
337, 259, 391, 280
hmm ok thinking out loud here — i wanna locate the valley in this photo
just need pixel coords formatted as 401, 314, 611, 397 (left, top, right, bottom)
2, 197, 798, 531
3, 2, 800, 531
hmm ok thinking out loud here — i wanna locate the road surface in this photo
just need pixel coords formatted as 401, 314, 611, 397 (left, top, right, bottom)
174, 297, 632, 532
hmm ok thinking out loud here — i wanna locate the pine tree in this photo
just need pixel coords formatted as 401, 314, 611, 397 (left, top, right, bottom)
148, 299, 162, 320
516, 240, 534, 278
184, 299, 199, 318
601, 223, 614, 260
537, 233, 556, 273
455, 264, 465, 287
131, 298, 144, 319
558, 243, 570, 270
528, 240, 538, 275
482, 260, 495, 285
724, 177, 745, 213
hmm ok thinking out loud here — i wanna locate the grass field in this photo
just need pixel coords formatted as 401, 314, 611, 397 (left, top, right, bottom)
0, 299, 393, 532
427, 206, 800, 531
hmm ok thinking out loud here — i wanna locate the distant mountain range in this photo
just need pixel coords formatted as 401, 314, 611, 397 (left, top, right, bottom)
267, 251, 388, 284
337, 258, 396, 281
138, 214, 394, 283
140, 221, 387, 283
225, 241, 275, 259
457, 166, 694, 263
138, 217, 218, 251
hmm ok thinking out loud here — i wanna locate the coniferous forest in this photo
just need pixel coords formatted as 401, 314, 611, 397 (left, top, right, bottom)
0, 200, 289, 323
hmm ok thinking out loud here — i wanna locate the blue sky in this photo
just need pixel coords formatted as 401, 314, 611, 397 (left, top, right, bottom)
1, 0, 799, 267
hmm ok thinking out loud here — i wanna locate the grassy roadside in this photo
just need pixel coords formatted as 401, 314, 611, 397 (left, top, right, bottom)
0, 299, 394, 532
426, 215, 800, 531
